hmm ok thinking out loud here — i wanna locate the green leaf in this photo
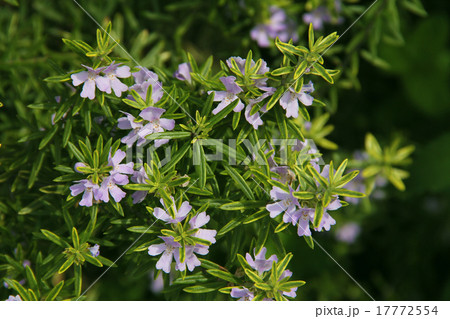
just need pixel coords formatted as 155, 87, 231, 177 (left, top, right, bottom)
143, 131, 191, 141
308, 23, 315, 49
279, 280, 306, 290
45, 281, 64, 301
74, 264, 82, 296
24, 266, 39, 293
276, 253, 292, 278
307, 165, 328, 188
223, 163, 255, 200
183, 284, 222, 294
293, 191, 315, 200
219, 200, 266, 211
244, 268, 262, 283
83, 253, 103, 267
161, 142, 190, 174
365, 133, 383, 160
38, 125, 58, 150
265, 87, 284, 112
294, 60, 309, 80
304, 235, 314, 249
41, 229, 70, 248
28, 152, 46, 189
313, 63, 334, 83
206, 99, 240, 128
217, 217, 244, 236
207, 269, 239, 284
58, 256, 75, 274
72, 227, 80, 249
275, 106, 288, 139
185, 186, 213, 196
313, 201, 324, 229
243, 209, 268, 224
271, 66, 294, 76
275, 38, 309, 56
332, 188, 365, 198
232, 110, 240, 130
126, 226, 156, 234
193, 141, 207, 188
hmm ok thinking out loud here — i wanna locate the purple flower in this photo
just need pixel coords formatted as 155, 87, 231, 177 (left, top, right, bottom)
245, 247, 278, 274
74, 162, 87, 173
173, 62, 192, 83
208, 76, 244, 115
129, 67, 164, 103
95, 150, 133, 203
101, 62, 131, 97
138, 107, 175, 148
230, 287, 255, 301
278, 269, 297, 298
5, 295, 22, 301
108, 149, 134, 183
335, 222, 361, 244
117, 112, 146, 147
280, 81, 315, 118
71, 65, 107, 100
250, 6, 298, 47
189, 212, 217, 245
96, 175, 127, 203
149, 270, 165, 294
266, 186, 299, 220
89, 244, 100, 257
303, 7, 332, 30
70, 179, 99, 207
148, 236, 182, 273
130, 166, 149, 203
153, 197, 191, 224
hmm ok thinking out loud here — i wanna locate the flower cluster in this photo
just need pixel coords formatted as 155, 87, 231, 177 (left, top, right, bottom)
266, 163, 341, 237
71, 62, 131, 100
250, 6, 298, 47
230, 248, 301, 301
148, 198, 217, 273
70, 149, 133, 207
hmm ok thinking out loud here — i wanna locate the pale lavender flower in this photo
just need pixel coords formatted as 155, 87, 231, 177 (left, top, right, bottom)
149, 270, 165, 294
95, 149, 133, 203
101, 62, 131, 97
250, 6, 298, 47
117, 112, 146, 147
280, 81, 314, 118
148, 236, 182, 273
173, 62, 192, 83
89, 244, 100, 257
138, 106, 175, 148
230, 287, 254, 301
189, 212, 217, 245
108, 149, 134, 183
266, 186, 299, 220
208, 76, 244, 115
128, 67, 163, 102
303, 7, 332, 30
153, 197, 191, 224
335, 222, 361, 244
96, 176, 127, 203
22, 260, 31, 268
70, 179, 99, 207
245, 247, 278, 274
130, 166, 149, 204
5, 295, 22, 301
279, 269, 297, 298
71, 65, 108, 100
